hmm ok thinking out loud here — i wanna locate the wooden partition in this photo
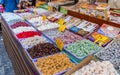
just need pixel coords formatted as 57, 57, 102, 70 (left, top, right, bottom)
67, 10, 120, 28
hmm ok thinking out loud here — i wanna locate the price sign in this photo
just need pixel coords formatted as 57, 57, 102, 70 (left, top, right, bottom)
48, 6, 53, 11
94, 34, 110, 46
58, 18, 65, 25
59, 24, 66, 32
56, 38, 64, 50
60, 7, 68, 14
23, 16, 26, 20
42, 15, 46, 21
34, 10, 38, 15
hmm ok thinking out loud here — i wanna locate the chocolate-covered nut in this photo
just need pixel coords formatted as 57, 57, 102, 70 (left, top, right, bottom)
28, 43, 60, 59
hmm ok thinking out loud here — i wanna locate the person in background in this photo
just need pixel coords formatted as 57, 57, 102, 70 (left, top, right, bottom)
18, 0, 36, 9
28, 0, 36, 6
1, 0, 19, 12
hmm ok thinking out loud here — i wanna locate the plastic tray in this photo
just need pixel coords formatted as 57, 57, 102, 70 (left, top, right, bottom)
64, 40, 102, 62
32, 53, 75, 75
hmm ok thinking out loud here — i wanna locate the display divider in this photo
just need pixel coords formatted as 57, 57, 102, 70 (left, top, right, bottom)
67, 10, 120, 28
64, 55, 93, 75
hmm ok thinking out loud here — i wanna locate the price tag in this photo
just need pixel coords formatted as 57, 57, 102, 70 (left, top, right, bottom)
48, 6, 53, 11
34, 10, 38, 15
42, 15, 46, 21
60, 7, 68, 14
98, 15, 102, 19
36, 3, 40, 7
94, 34, 109, 46
23, 16, 26, 20
56, 38, 64, 50
59, 24, 66, 32
58, 18, 64, 25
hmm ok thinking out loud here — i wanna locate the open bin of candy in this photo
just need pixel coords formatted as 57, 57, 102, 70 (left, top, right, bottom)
33, 53, 75, 75
10, 21, 30, 28
64, 55, 119, 75
54, 30, 83, 46
27, 42, 61, 59
88, 32, 112, 47
37, 22, 60, 31
66, 18, 82, 29
16, 31, 41, 39
42, 28, 64, 42
95, 38, 120, 70
64, 39, 101, 62
19, 35, 48, 49
47, 12, 64, 22
97, 24, 120, 38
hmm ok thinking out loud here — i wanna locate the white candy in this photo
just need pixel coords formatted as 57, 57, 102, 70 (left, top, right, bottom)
2, 13, 23, 22
72, 61, 119, 75
21, 35, 47, 49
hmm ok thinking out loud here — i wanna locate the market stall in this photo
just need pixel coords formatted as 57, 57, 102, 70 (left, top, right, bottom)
1, 2, 120, 75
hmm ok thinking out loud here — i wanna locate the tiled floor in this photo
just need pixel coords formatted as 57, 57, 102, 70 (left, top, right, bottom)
0, 32, 15, 75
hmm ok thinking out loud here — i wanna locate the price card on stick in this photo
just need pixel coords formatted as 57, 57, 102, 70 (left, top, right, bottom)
23, 16, 26, 20
58, 18, 65, 25
59, 24, 66, 32
48, 6, 53, 11
34, 10, 38, 15
42, 15, 46, 21
56, 38, 64, 51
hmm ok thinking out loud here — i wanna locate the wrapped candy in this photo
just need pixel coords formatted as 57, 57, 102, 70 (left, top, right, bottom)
42, 29, 64, 39
37, 23, 59, 31
71, 61, 119, 75
10, 21, 30, 28
88, 32, 112, 47
16, 31, 41, 39
1, 13, 23, 22
54, 30, 82, 45
97, 24, 120, 38
95, 38, 120, 69
28, 16, 50, 26
21, 35, 47, 49
18, 12, 37, 19
13, 27, 35, 34
66, 39, 101, 58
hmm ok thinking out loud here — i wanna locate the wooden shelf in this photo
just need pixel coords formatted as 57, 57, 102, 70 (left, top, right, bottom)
68, 10, 120, 28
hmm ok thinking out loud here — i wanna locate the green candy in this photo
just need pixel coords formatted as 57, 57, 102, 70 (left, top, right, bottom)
67, 39, 101, 58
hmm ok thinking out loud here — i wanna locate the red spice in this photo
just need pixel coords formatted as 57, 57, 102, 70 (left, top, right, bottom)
11, 21, 30, 29
16, 31, 41, 39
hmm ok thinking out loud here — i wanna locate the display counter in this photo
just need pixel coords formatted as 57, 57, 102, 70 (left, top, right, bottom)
1, 16, 39, 75
1, 7, 120, 75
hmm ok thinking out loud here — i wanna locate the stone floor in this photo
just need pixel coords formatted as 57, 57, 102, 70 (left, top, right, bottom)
0, 32, 15, 75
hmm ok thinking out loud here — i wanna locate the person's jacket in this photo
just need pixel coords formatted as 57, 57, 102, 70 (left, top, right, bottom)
1, 0, 19, 12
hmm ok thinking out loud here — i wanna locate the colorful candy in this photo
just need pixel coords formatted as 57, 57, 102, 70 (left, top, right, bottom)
97, 24, 120, 38
95, 38, 120, 69
16, 31, 40, 39
54, 30, 82, 45
66, 40, 101, 58
42, 29, 64, 39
